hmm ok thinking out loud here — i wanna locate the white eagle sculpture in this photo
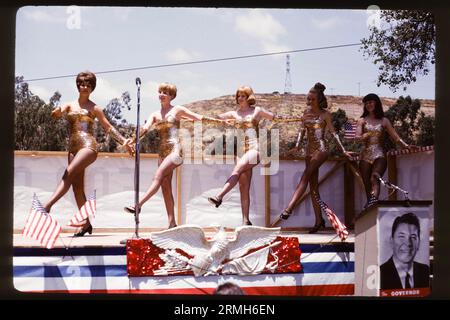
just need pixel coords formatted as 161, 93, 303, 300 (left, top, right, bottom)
151, 224, 281, 276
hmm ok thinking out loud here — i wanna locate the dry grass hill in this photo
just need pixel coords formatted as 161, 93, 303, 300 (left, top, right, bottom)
179, 93, 435, 158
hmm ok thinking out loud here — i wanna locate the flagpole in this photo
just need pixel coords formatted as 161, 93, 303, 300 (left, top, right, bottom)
134, 77, 141, 239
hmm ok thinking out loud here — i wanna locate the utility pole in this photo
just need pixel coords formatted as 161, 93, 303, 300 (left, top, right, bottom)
284, 54, 292, 94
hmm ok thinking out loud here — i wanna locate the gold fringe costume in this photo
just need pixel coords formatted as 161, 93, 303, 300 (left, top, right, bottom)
66, 108, 98, 155
304, 115, 328, 157
360, 122, 386, 164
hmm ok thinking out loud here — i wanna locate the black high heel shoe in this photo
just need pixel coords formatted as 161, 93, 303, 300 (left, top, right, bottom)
308, 218, 325, 234
244, 221, 253, 226
208, 197, 222, 208
74, 223, 93, 237
124, 205, 141, 214
280, 209, 293, 220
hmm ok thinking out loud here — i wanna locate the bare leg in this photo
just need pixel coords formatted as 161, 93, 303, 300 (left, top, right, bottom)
160, 169, 177, 229
238, 168, 253, 225
308, 157, 324, 227
359, 160, 373, 201
284, 151, 328, 214
138, 153, 182, 208
371, 158, 387, 199
71, 170, 87, 209
71, 165, 92, 230
44, 148, 97, 213
215, 150, 259, 201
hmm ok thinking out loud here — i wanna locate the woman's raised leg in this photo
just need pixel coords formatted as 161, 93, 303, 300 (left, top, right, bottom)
44, 148, 97, 213
238, 168, 253, 225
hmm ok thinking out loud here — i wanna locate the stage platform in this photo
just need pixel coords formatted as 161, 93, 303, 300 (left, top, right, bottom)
13, 230, 355, 296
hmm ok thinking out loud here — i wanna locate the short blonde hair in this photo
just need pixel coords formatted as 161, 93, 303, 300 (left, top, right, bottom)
158, 82, 177, 99
235, 86, 256, 106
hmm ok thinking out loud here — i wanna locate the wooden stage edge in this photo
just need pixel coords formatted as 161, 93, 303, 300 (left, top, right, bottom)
13, 229, 355, 248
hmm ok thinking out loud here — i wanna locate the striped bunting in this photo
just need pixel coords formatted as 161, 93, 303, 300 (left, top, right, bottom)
68, 191, 96, 227
313, 194, 349, 242
22, 194, 62, 249
13, 244, 354, 295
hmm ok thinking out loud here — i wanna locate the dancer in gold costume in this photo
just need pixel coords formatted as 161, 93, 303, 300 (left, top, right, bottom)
355, 93, 416, 209
207, 86, 302, 226
279, 83, 353, 233
44, 71, 133, 236
124, 83, 229, 229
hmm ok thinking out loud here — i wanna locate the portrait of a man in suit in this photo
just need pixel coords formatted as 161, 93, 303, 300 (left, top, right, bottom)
380, 212, 430, 289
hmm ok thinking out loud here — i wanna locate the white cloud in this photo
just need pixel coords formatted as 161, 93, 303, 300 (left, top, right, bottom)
28, 84, 52, 102
166, 48, 202, 62
261, 41, 291, 55
91, 77, 122, 104
234, 9, 290, 58
21, 8, 65, 23
235, 9, 286, 43
310, 17, 343, 30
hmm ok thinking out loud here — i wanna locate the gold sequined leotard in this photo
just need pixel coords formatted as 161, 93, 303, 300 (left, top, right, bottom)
360, 121, 386, 164
304, 114, 327, 156
234, 114, 259, 153
155, 115, 183, 160
66, 107, 97, 155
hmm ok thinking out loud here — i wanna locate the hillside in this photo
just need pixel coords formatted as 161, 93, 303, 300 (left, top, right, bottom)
184, 93, 435, 120
179, 93, 435, 159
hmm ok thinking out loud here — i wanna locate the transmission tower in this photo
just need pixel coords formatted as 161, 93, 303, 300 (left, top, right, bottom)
284, 54, 292, 94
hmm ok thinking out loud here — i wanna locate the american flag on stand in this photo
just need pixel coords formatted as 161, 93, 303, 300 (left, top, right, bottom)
68, 190, 96, 227
23, 194, 62, 249
343, 120, 357, 140
313, 194, 349, 242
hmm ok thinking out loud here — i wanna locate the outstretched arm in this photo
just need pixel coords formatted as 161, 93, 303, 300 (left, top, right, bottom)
217, 111, 236, 120
131, 113, 157, 143
383, 118, 414, 149
94, 105, 133, 155
178, 106, 231, 125
325, 112, 352, 158
259, 107, 303, 123
354, 118, 368, 142
51, 103, 69, 119
287, 112, 306, 155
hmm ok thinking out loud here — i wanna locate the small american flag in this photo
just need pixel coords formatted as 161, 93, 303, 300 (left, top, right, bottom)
313, 194, 349, 242
23, 194, 62, 249
68, 190, 96, 227
343, 120, 357, 140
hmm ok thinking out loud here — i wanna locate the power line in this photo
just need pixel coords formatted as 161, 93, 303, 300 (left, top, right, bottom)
23, 42, 362, 82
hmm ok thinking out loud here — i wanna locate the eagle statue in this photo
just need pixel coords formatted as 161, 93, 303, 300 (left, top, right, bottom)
150, 224, 281, 276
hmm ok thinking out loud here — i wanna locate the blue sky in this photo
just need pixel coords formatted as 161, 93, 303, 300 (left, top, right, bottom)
15, 6, 435, 123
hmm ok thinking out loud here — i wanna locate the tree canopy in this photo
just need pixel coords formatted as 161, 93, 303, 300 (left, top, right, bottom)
361, 10, 435, 92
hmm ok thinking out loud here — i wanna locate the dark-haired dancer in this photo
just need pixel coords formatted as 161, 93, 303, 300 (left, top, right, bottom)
356, 93, 416, 209
45, 71, 133, 236
279, 83, 352, 233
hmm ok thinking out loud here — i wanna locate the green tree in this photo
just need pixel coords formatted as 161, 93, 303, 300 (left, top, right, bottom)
95, 91, 133, 152
361, 10, 435, 92
384, 96, 420, 150
15, 76, 67, 151
416, 114, 435, 146
328, 108, 362, 156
